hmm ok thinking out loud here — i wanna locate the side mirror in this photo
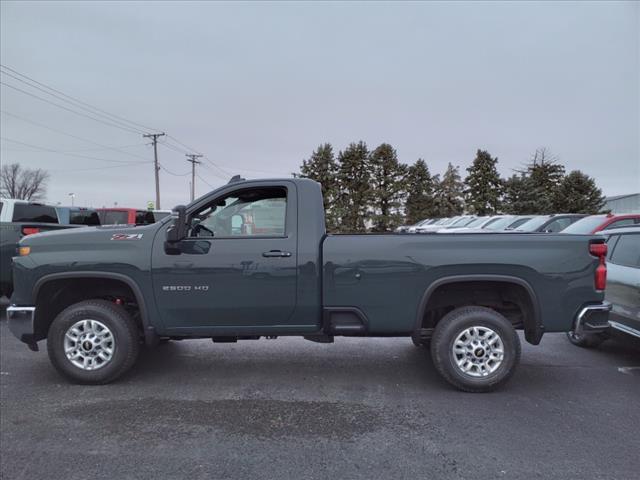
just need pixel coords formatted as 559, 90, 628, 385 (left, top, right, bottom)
166, 205, 187, 244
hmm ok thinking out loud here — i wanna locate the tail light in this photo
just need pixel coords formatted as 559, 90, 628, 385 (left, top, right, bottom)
589, 242, 607, 291
21, 227, 41, 236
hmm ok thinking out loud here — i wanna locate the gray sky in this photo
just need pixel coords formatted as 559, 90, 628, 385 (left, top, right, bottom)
1, 1, 638, 208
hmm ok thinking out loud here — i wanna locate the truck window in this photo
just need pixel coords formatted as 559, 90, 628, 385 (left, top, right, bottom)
101, 211, 129, 225
135, 210, 155, 225
191, 187, 287, 238
609, 233, 640, 267
69, 209, 100, 226
12, 204, 58, 223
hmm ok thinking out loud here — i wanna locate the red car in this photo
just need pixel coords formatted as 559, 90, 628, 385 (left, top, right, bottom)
97, 208, 156, 225
561, 214, 640, 234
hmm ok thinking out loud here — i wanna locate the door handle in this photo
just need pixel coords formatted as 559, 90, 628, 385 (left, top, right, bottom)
262, 250, 292, 258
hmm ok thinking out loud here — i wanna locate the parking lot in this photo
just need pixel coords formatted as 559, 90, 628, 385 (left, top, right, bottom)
1, 309, 638, 480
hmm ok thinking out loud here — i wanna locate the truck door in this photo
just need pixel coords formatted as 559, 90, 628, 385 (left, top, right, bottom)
151, 183, 299, 333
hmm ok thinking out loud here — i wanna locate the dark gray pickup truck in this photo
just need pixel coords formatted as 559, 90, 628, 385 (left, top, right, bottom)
7, 177, 611, 392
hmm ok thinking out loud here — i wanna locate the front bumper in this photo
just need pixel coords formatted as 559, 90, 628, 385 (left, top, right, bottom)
7, 305, 37, 348
572, 302, 611, 336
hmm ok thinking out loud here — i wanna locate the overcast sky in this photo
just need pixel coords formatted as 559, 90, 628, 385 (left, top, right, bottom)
1, 1, 638, 208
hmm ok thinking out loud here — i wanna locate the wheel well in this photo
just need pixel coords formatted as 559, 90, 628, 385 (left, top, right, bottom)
33, 278, 142, 341
419, 280, 538, 343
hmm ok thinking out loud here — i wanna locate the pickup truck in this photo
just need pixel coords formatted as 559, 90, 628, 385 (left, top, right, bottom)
0, 199, 82, 298
7, 177, 611, 392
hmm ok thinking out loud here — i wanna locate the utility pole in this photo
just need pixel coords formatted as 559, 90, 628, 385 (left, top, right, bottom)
186, 153, 203, 201
143, 133, 165, 209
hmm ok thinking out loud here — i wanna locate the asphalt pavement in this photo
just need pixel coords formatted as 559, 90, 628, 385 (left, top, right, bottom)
1, 309, 638, 480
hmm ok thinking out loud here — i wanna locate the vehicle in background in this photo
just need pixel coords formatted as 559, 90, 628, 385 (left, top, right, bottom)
512, 214, 587, 233
409, 218, 445, 233
436, 215, 478, 230
0, 199, 82, 298
443, 215, 506, 233
567, 227, 639, 348
151, 210, 172, 222
55, 207, 101, 226
454, 215, 537, 233
415, 216, 467, 233
560, 214, 640, 234
7, 176, 611, 392
396, 218, 434, 233
97, 208, 156, 225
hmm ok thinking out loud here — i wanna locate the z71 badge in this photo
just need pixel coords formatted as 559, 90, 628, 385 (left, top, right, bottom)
111, 233, 144, 241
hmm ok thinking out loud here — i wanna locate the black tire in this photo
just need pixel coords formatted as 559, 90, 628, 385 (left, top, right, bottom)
431, 306, 521, 393
566, 331, 607, 348
47, 299, 140, 384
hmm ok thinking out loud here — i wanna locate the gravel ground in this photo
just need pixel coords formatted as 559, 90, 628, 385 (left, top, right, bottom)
1, 310, 638, 480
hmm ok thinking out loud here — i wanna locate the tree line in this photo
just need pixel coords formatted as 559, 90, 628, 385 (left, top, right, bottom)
298, 143, 606, 233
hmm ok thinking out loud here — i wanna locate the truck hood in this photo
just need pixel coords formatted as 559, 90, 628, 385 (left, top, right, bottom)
19, 223, 161, 247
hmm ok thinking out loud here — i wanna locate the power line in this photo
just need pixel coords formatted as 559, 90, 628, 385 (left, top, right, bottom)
0, 64, 158, 133
159, 164, 190, 176
0, 137, 150, 164
196, 173, 216, 189
0, 81, 144, 135
166, 134, 202, 155
0, 110, 150, 161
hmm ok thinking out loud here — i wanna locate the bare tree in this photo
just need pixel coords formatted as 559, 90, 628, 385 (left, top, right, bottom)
0, 163, 50, 200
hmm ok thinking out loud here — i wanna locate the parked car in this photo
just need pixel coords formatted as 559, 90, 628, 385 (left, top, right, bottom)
415, 215, 473, 233
7, 177, 610, 392
55, 207, 101, 226
0, 199, 82, 297
560, 214, 640, 235
397, 218, 434, 233
409, 218, 445, 233
97, 208, 156, 225
444, 215, 506, 233
567, 227, 639, 347
512, 214, 587, 233
437, 215, 478, 230
456, 215, 537, 233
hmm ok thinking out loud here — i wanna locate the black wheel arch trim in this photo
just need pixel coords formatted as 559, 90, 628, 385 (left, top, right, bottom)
414, 274, 543, 345
32, 271, 157, 345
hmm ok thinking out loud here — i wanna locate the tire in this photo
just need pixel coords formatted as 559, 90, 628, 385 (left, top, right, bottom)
431, 306, 521, 393
566, 331, 607, 348
47, 299, 140, 384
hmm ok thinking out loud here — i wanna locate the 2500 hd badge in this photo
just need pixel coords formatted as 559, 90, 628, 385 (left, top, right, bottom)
162, 285, 210, 291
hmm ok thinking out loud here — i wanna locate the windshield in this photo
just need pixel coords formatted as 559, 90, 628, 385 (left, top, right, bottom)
484, 216, 516, 230
561, 215, 607, 234
514, 216, 549, 232
462, 217, 487, 228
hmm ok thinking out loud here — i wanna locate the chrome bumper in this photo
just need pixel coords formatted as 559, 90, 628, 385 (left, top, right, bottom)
572, 302, 611, 336
7, 305, 37, 345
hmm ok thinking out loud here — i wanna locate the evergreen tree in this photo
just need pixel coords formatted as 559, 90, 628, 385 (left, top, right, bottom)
369, 143, 408, 232
553, 170, 606, 213
464, 149, 503, 214
519, 148, 565, 214
502, 173, 529, 214
336, 141, 371, 233
405, 159, 436, 224
300, 143, 340, 230
434, 163, 464, 217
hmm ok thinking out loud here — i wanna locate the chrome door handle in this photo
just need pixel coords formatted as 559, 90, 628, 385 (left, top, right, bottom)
262, 250, 292, 258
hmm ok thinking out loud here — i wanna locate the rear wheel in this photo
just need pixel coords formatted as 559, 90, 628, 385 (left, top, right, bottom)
431, 306, 520, 393
47, 299, 140, 384
566, 331, 607, 348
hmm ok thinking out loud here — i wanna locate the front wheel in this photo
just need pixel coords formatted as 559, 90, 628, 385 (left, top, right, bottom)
47, 299, 140, 384
431, 306, 521, 393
